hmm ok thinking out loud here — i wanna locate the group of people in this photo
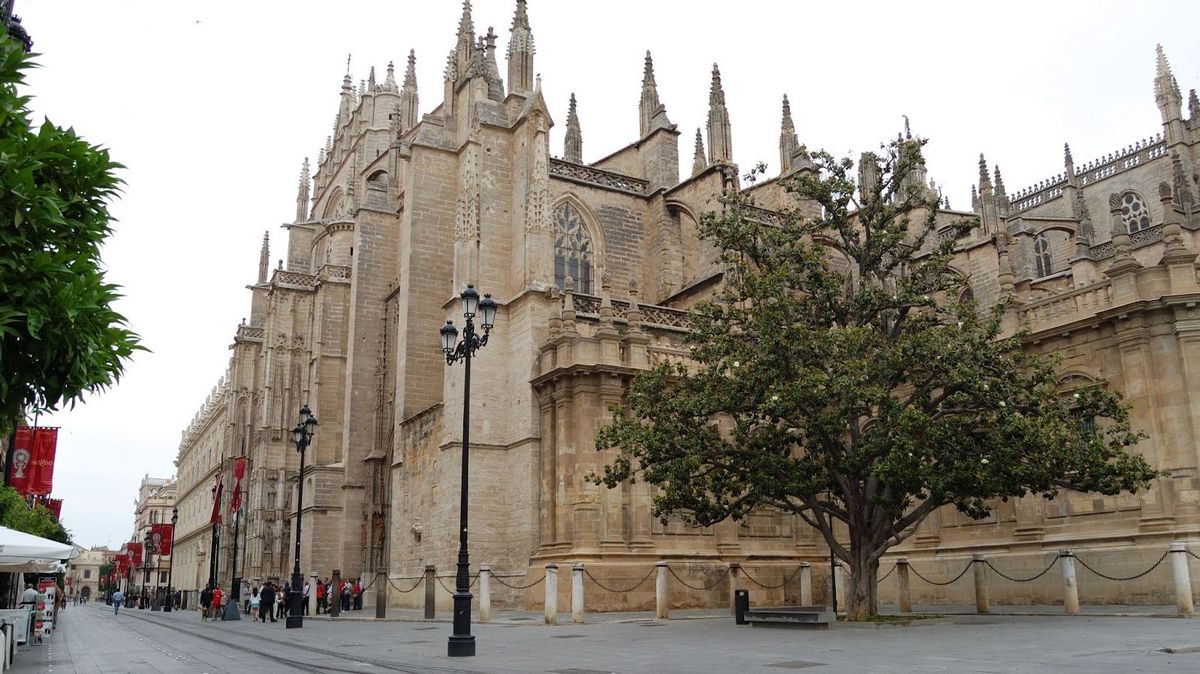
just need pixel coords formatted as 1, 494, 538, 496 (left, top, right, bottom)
314, 577, 366, 614
246, 581, 293, 622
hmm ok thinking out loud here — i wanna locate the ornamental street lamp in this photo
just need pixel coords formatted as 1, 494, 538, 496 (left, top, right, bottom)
440, 284, 498, 658
141, 531, 153, 609
287, 404, 317, 629
164, 507, 178, 612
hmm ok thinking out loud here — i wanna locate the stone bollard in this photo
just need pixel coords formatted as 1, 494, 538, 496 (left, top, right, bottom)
375, 569, 387, 619
973, 555, 989, 614
572, 563, 585, 624
833, 562, 845, 612
1170, 542, 1195, 617
331, 569, 342, 619
655, 562, 670, 619
728, 563, 741, 616
479, 564, 492, 623
896, 558, 912, 613
544, 563, 559, 625
1059, 550, 1079, 615
423, 565, 436, 620
799, 562, 813, 606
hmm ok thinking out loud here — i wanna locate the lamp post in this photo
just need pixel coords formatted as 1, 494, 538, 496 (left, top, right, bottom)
141, 531, 153, 609
164, 507, 178, 612
287, 404, 317, 629
440, 284, 498, 658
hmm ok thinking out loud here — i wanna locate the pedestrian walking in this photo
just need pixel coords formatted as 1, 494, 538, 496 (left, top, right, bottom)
260, 583, 276, 622
247, 587, 259, 621
315, 578, 326, 614
211, 585, 224, 621
341, 578, 350, 612
112, 589, 124, 615
352, 578, 363, 610
278, 582, 290, 619
303, 581, 311, 615
200, 586, 213, 621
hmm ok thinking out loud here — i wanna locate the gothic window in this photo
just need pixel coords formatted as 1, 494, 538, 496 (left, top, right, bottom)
1033, 233, 1052, 278
1119, 191, 1151, 233
553, 203, 594, 294
959, 285, 975, 305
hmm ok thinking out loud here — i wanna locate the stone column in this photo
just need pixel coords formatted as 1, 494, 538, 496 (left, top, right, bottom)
331, 569, 342, 619
728, 563, 741, 616
1170, 542, 1195, 616
572, 563, 585, 624
896, 558, 912, 613
544, 563, 558, 625
1059, 550, 1079, 615
422, 565, 435, 620
973, 555, 989, 614
478, 564, 491, 623
374, 570, 386, 619
799, 562, 813, 606
833, 562, 845, 611
655, 561, 669, 619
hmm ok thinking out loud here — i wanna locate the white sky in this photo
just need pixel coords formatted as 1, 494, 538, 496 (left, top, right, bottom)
16, 0, 1200, 548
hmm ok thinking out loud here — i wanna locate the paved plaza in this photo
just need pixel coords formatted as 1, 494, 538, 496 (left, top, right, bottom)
9, 602, 1200, 673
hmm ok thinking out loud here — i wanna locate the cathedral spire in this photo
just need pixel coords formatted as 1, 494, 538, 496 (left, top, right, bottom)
707, 63, 733, 165
337, 72, 354, 130
1190, 89, 1200, 125
693, 128, 707, 176
382, 60, 398, 93
564, 93, 583, 164
978, 153, 992, 191
993, 165, 1006, 201
1155, 44, 1183, 124
258, 231, 270, 285
398, 50, 419, 133
454, 0, 476, 80
639, 50, 672, 137
506, 0, 535, 95
296, 157, 310, 223
779, 94, 798, 175
1064, 142, 1075, 177
484, 26, 504, 101
368, 66, 376, 92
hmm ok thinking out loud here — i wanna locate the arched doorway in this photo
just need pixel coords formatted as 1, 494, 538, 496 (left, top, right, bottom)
81, 585, 91, 601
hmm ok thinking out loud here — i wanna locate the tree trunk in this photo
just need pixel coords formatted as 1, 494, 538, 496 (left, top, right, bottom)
845, 545, 880, 620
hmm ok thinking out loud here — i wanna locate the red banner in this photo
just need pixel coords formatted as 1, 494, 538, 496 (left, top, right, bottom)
27, 427, 58, 496
151, 523, 174, 556
127, 542, 143, 567
229, 457, 246, 513
8, 426, 33, 493
45, 498, 62, 520
210, 471, 224, 524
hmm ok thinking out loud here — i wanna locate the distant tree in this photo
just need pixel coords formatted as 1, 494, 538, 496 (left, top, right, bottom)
0, 35, 141, 434
594, 137, 1159, 619
0, 485, 69, 543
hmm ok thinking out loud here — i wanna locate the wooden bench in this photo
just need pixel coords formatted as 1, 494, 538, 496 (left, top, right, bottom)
742, 605, 835, 629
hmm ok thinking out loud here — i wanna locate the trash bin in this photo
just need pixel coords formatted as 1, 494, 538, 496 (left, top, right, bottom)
734, 589, 750, 625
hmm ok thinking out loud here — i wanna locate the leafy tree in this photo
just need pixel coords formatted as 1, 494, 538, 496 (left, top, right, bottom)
0, 35, 141, 434
0, 485, 70, 543
595, 137, 1159, 619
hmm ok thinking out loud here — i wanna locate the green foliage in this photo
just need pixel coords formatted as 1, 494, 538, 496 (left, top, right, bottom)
0, 485, 70, 544
0, 35, 142, 434
595, 137, 1159, 617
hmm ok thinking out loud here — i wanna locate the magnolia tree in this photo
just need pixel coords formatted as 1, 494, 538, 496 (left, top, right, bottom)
594, 138, 1158, 619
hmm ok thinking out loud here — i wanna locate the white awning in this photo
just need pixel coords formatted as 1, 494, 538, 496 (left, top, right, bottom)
0, 526, 76, 571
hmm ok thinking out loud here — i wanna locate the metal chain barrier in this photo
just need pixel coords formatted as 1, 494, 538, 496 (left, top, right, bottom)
876, 564, 896, 584
491, 573, 546, 590
435, 575, 456, 594
909, 560, 973, 586
1187, 549, 1200, 562
741, 565, 803, 590
387, 577, 424, 594
360, 575, 376, 592
583, 567, 655, 593
983, 557, 1059, 583
1074, 551, 1170, 582
666, 566, 729, 591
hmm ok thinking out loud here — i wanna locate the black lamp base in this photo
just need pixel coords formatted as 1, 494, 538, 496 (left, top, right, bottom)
447, 635, 476, 657
286, 615, 304, 629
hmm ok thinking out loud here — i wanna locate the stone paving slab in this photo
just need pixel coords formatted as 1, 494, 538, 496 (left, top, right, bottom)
15, 602, 1200, 673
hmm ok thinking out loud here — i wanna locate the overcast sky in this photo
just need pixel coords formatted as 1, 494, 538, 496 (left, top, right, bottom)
16, 0, 1200, 548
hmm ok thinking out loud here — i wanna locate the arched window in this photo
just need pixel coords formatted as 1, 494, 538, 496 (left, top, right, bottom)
959, 285, 975, 305
553, 203, 594, 294
1033, 234, 1052, 278
1119, 191, 1151, 233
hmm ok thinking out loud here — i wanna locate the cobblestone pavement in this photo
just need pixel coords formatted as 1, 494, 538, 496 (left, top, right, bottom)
11, 602, 1200, 673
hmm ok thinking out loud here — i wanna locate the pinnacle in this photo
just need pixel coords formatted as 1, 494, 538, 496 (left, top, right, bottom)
512, 0, 531, 30
643, 50, 656, 87
781, 94, 793, 130
709, 63, 725, 106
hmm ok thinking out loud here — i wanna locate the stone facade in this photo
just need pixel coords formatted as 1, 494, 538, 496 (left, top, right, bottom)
175, 2, 1200, 610
66, 546, 113, 602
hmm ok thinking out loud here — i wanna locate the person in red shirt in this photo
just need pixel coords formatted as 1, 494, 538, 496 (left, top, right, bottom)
210, 585, 224, 621
316, 579, 326, 614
